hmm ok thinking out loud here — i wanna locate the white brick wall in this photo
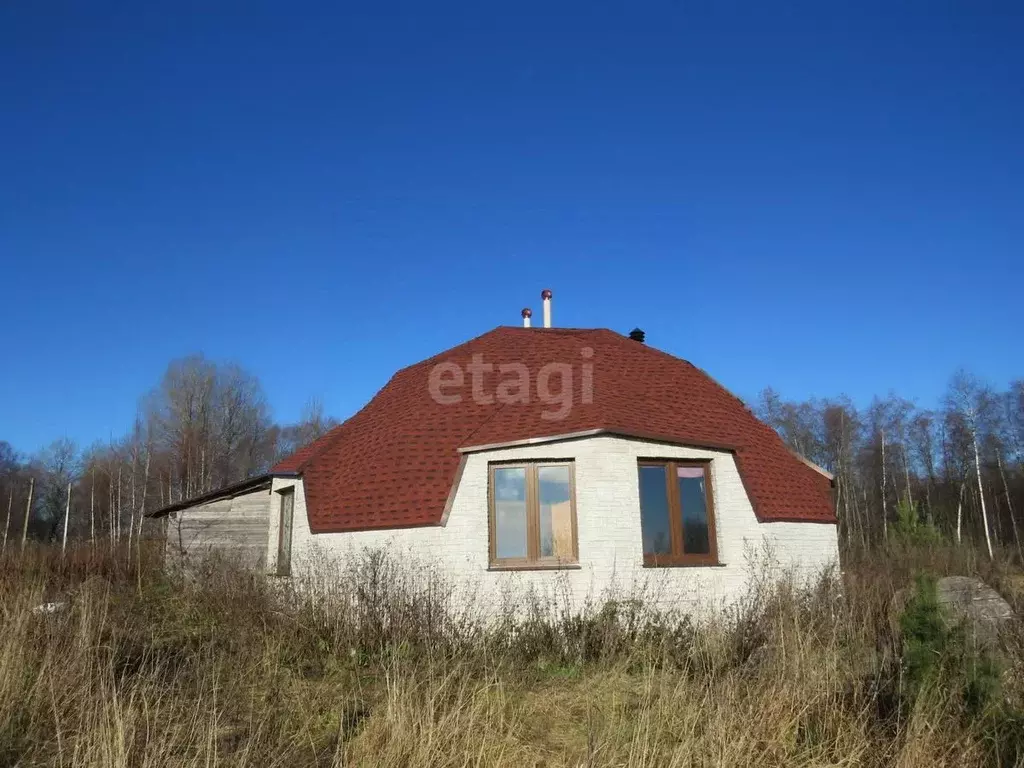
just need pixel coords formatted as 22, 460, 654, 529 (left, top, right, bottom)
265, 435, 839, 615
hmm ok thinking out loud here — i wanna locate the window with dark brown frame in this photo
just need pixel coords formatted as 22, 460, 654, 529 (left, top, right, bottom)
637, 460, 718, 566
276, 488, 295, 576
488, 462, 578, 569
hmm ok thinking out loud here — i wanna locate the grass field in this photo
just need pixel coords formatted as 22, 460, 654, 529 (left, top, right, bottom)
0, 543, 1022, 767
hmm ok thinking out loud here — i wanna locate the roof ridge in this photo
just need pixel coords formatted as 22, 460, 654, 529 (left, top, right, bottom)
272, 370, 397, 474
494, 325, 608, 334
398, 327, 516, 372
292, 421, 349, 473
394, 326, 606, 373
590, 328, 697, 367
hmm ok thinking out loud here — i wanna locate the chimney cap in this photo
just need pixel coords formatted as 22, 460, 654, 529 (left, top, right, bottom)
628, 328, 646, 343
541, 289, 553, 300
521, 308, 532, 318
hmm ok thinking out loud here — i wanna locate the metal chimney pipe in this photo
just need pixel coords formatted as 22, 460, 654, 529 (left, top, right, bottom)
521, 308, 532, 328
541, 289, 552, 328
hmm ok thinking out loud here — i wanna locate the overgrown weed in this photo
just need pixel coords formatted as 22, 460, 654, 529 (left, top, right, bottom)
0, 542, 1020, 766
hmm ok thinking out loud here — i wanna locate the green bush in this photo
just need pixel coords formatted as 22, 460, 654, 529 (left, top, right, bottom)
964, 652, 1002, 716
894, 499, 943, 546
898, 569, 1014, 756
899, 573, 949, 696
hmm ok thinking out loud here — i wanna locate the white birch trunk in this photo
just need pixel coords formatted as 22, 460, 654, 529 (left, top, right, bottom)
116, 466, 122, 543
90, 468, 95, 547
20, 477, 34, 554
852, 475, 866, 549
996, 452, 1022, 560
880, 430, 888, 540
108, 470, 115, 553
973, 433, 994, 559
956, 480, 965, 545
61, 482, 71, 556
128, 499, 135, 546
134, 447, 152, 578
902, 446, 914, 508
835, 467, 846, 543
2, 488, 12, 555
129, 450, 137, 546
861, 485, 871, 548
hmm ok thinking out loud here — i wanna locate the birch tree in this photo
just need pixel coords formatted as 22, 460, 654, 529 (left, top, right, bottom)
33, 438, 80, 541
946, 370, 994, 559
866, 398, 892, 542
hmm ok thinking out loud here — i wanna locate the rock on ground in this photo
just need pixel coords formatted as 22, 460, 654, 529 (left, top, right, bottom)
936, 576, 1015, 648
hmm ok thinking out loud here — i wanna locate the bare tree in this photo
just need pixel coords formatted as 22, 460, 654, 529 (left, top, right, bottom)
33, 438, 80, 542
866, 398, 893, 541
909, 410, 938, 521
822, 398, 862, 547
146, 356, 275, 502
754, 373, 1024, 552
274, 396, 339, 462
946, 370, 994, 559
887, 396, 916, 509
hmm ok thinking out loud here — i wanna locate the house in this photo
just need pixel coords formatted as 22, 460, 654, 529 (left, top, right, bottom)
151, 291, 838, 613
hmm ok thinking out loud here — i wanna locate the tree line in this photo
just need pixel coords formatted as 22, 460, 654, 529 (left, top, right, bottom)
3, 356, 1022, 559
756, 369, 1024, 559
0, 355, 337, 552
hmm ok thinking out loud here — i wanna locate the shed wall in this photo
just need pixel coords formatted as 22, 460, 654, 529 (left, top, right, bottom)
167, 486, 272, 568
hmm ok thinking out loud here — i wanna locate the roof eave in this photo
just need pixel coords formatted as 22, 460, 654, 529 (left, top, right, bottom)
459, 427, 740, 455
146, 471, 300, 518
787, 449, 835, 481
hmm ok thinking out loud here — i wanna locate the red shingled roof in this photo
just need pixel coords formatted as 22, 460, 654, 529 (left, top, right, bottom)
272, 327, 836, 533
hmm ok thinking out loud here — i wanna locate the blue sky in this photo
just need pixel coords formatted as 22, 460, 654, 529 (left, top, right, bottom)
1, 2, 1022, 455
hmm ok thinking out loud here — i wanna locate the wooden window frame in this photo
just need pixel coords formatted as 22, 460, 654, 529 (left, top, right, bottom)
488, 461, 579, 570
276, 487, 295, 577
637, 460, 719, 567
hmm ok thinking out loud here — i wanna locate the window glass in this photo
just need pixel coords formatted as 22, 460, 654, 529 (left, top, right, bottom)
638, 465, 672, 556
493, 466, 528, 559
677, 467, 710, 555
538, 465, 572, 559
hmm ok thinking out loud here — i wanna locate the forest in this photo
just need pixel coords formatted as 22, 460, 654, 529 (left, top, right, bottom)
756, 370, 1024, 558
0, 355, 337, 550
1, 355, 1022, 559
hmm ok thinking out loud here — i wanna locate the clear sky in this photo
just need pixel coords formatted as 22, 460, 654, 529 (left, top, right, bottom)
1, 2, 1022, 455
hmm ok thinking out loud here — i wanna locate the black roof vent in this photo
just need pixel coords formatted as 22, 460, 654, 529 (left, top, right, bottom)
628, 328, 645, 343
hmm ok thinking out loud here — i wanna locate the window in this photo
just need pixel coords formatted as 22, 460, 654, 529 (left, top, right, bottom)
276, 488, 295, 576
488, 462, 578, 568
637, 461, 718, 566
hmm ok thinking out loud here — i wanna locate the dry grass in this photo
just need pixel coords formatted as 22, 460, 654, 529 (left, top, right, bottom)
0, 542, 1021, 767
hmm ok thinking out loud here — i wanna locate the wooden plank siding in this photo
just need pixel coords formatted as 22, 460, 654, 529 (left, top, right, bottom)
166, 486, 272, 569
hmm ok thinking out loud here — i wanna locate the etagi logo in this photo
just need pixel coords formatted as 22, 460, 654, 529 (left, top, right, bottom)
427, 348, 594, 421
